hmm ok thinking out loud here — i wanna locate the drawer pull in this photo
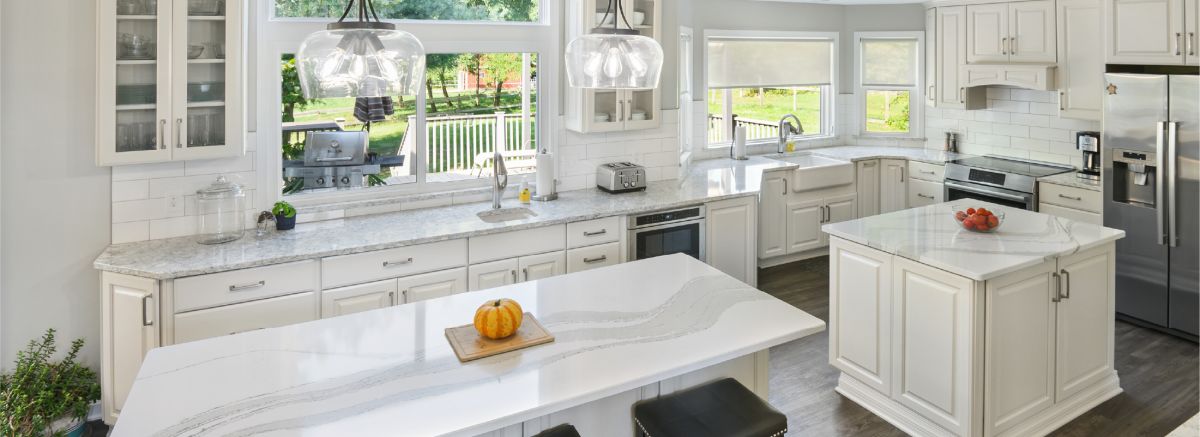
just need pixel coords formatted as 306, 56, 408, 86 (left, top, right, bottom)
511, 270, 518, 283
583, 255, 609, 264
1057, 194, 1083, 201
389, 291, 396, 305
141, 295, 154, 326
1060, 269, 1071, 299
383, 258, 414, 267
228, 281, 266, 292
583, 229, 608, 237
917, 193, 935, 200
919, 170, 936, 175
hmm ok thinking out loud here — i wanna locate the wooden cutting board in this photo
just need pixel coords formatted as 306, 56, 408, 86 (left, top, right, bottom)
445, 313, 555, 363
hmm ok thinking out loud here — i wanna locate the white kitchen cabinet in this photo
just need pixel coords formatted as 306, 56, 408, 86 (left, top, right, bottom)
400, 268, 468, 303
825, 194, 857, 227
97, 0, 245, 166
1106, 0, 1194, 64
706, 197, 758, 286
101, 272, 160, 424
469, 258, 520, 291
519, 251, 567, 283
908, 178, 945, 207
968, 1, 1056, 63
880, 159, 909, 214
936, 6, 988, 109
985, 262, 1057, 436
565, 0, 662, 133
968, 3, 1011, 62
321, 239, 467, 289
857, 160, 881, 217
174, 292, 318, 343
567, 242, 622, 273
1039, 202, 1103, 224
926, 8, 939, 107
1054, 247, 1116, 402
321, 279, 397, 318
786, 199, 825, 254
829, 238, 894, 395
759, 170, 790, 259
1039, 182, 1103, 225
1057, 0, 1105, 121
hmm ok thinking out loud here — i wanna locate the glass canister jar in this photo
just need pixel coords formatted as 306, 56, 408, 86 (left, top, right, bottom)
196, 176, 245, 244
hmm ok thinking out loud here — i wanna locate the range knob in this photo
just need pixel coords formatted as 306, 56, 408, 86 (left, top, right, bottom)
316, 177, 326, 185
341, 176, 351, 185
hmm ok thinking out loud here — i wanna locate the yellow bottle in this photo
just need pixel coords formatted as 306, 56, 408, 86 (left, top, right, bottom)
519, 178, 532, 204
786, 141, 796, 153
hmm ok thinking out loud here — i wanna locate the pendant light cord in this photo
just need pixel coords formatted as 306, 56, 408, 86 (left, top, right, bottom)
597, 0, 634, 31
336, 0, 382, 24
617, 0, 633, 30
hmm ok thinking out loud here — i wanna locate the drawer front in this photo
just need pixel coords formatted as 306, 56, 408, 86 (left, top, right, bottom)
567, 242, 622, 273
1039, 203, 1103, 225
908, 178, 945, 207
1039, 183, 1101, 213
908, 161, 945, 182
321, 239, 467, 289
469, 225, 566, 264
175, 260, 319, 313
566, 217, 621, 249
174, 292, 318, 343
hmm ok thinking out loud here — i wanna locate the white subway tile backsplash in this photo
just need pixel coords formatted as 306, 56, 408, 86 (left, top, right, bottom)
112, 180, 149, 202
112, 198, 182, 223
974, 110, 1011, 123
992, 123, 1030, 138
988, 99, 1030, 113
1029, 126, 1071, 142
1010, 113, 1052, 127
111, 161, 185, 182
184, 154, 254, 176
986, 88, 1011, 100
1009, 89, 1056, 103
1029, 102, 1059, 116
148, 216, 197, 240
112, 221, 149, 244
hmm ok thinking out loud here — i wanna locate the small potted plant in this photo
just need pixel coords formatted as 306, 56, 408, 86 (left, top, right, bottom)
1, 329, 100, 437
273, 200, 298, 231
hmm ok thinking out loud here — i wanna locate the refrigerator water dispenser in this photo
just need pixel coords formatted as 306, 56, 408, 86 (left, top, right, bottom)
1110, 149, 1158, 207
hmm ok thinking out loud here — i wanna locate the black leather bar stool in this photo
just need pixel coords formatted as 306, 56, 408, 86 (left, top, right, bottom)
532, 424, 582, 437
633, 378, 787, 437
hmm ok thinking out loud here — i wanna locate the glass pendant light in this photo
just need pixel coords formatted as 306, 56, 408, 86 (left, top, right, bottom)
565, 0, 663, 89
296, 0, 425, 98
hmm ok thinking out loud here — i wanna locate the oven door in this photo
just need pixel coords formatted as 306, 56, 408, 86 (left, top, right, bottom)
628, 220, 706, 262
944, 179, 1035, 210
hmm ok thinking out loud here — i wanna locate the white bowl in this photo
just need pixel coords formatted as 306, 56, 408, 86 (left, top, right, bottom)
595, 12, 614, 25
633, 11, 646, 26
630, 111, 647, 121
594, 113, 611, 122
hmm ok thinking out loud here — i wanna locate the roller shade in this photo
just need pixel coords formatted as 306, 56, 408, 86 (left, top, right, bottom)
860, 38, 918, 87
707, 38, 833, 89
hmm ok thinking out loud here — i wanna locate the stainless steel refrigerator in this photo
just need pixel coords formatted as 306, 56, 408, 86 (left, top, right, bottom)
1103, 73, 1199, 338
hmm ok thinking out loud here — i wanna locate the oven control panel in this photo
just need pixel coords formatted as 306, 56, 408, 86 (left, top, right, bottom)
968, 169, 1006, 186
633, 207, 704, 228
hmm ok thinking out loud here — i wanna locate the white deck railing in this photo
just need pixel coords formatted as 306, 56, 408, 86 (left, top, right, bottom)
707, 115, 778, 144
396, 112, 537, 178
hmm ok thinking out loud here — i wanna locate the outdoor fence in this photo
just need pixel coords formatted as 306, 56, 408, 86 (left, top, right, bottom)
399, 112, 537, 176
707, 114, 778, 144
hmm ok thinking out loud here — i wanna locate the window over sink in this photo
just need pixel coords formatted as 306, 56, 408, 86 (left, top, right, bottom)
854, 32, 923, 138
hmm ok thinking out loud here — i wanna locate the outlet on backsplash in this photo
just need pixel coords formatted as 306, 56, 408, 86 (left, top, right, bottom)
164, 196, 184, 217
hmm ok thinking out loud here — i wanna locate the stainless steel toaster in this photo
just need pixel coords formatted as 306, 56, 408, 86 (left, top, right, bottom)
596, 162, 647, 193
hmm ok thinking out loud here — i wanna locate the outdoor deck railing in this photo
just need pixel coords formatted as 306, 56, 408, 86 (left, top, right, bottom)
707, 115, 778, 144
398, 112, 537, 176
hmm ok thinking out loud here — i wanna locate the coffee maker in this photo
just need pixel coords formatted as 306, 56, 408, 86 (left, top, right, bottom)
1076, 131, 1101, 180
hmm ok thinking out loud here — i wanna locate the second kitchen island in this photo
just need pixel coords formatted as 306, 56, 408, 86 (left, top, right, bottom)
823, 200, 1125, 437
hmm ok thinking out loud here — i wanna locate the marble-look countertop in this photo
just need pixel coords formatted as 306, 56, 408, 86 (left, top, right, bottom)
822, 199, 1125, 281
95, 156, 795, 280
1038, 171, 1102, 192
111, 255, 827, 437
806, 146, 969, 164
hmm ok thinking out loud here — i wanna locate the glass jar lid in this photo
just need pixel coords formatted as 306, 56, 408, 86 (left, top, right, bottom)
196, 175, 244, 200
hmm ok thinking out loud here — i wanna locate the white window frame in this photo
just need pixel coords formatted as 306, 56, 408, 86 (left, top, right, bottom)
853, 31, 924, 139
252, 0, 558, 211
702, 30, 839, 151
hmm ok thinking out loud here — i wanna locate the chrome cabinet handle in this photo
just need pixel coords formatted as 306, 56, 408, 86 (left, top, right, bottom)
928, 85, 935, 100
782, 178, 788, 195
920, 170, 936, 175
1058, 193, 1083, 201
1001, 37, 1008, 55
1176, 33, 1183, 56
229, 281, 266, 292
618, 101, 625, 122
1052, 272, 1062, 302
142, 295, 154, 326
584, 255, 608, 264
511, 270, 518, 283
158, 119, 166, 150
1060, 269, 1071, 300
918, 193, 935, 200
583, 229, 608, 237
388, 291, 395, 306
522, 268, 529, 281
900, 167, 906, 183
1009, 36, 1016, 55
1191, 32, 1197, 56
959, 87, 965, 104
1059, 91, 1066, 111
628, 99, 635, 121
383, 257, 414, 267
175, 118, 183, 148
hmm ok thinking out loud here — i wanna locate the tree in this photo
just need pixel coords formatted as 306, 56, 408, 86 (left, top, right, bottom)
481, 53, 523, 107
426, 54, 460, 113
280, 55, 309, 123
458, 53, 485, 106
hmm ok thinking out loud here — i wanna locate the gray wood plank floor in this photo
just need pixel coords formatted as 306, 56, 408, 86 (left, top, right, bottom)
762, 256, 1199, 437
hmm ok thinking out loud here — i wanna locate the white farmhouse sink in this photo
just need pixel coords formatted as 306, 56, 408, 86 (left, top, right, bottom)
767, 153, 855, 192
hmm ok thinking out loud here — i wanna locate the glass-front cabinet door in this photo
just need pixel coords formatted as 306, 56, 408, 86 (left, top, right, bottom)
100, 0, 172, 165
172, 0, 243, 161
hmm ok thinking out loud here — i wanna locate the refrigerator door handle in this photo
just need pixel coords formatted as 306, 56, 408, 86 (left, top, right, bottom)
1168, 121, 1179, 247
1157, 121, 1168, 245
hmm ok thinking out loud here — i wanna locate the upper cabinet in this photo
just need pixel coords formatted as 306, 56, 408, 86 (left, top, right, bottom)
934, 6, 987, 109
967, 0, 1057, 63
1058, 0, 1106, 120
564, 0, 662, 133
97, 0, 245, 166
1106, 0, 1199, 65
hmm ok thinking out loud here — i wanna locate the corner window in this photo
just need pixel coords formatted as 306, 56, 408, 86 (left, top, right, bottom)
855, 32, 922, 137
705, 33, 837, 148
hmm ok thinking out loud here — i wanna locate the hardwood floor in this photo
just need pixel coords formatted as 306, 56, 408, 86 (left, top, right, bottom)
762, 256, 1200, 437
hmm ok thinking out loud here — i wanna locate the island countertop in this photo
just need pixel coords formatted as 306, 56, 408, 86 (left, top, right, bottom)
822, 200, 1125, 281
111, 255, 826, 437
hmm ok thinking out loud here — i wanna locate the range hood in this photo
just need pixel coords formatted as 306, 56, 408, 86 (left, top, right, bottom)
960, 64, 1057, 91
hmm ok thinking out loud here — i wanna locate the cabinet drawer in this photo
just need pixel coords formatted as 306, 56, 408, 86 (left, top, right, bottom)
567, 242, 622, 273
321, 239, 467, 289
908, 178, 945, 207
469, 225, 566, 264
174, 260, 319, 313
174, 292, 318, 343
908, 161, 945, 182
1039, 183, 1101, 213
1039, 202, 1102, 225
567, 217, 621, 249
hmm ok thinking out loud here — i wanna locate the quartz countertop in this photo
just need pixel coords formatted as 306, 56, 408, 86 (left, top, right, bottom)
95, 156, 795, 280
822, 199, 1125, 281
806, 146, 969, 164
111, 255, 827, 437
1038, 171, 1102, 192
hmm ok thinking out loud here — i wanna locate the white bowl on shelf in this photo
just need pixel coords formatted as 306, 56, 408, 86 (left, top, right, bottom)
633, 11, 646, 26
594, 113, 611, 123
630, 111, 647, 121
595, 12, 614, 25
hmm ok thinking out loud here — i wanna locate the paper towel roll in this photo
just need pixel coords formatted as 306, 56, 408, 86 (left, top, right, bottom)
733, 126, 748, 160
535, 152, 556, 196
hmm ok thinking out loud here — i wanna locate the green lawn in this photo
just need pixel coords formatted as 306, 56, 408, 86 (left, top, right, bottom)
707, 88, 823, 138
864, 90, 910, 133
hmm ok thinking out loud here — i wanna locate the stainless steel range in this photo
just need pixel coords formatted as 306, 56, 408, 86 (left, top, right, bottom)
944, 156, 1073, 210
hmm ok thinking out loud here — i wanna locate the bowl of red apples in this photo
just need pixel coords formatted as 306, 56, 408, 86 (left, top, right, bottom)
954, 207, 1004, 233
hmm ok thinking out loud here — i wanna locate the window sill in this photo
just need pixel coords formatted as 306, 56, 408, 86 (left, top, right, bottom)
703, 134, 838, 150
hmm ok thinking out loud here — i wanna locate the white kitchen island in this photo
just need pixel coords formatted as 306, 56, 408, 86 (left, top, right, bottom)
822, 200, 1126, 437
111, 254, 824, 436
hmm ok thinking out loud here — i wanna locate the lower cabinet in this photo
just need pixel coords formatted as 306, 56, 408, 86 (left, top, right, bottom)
400, 268, 468, 303
174, 292, 318, 343
519, 251, 567, 282
908, 178, 945, 207
706, 196, 758, 286
101, 273, 159, 424
321, 279, 398, 318
787, 194, 858, 254
857, 160, 882, 217
829, 239, 894, 394
880, 159, 909, 214
566, 242, 621, 273
468, 252, 566, 291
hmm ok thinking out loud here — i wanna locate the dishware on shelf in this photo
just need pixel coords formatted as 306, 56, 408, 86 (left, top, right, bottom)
116, 84, 156, 105
630, 110, 647, 121
595, 12, 615, 25
954, 207, 1004, 233
593, 113, 610, 123
187, 82, 224, 102
118, 33, 155, 60
188, 0, 223, 16
187, 44, 205, 59
633, 11, 646, 26
195, 175, 245, 245
209, 43, 226, 59
117, 0, 143, 15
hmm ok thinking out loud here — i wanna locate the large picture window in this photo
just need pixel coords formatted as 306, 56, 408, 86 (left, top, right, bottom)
272, 0, 539, 22
705, 32, 837, 148
854, 32, 922, 137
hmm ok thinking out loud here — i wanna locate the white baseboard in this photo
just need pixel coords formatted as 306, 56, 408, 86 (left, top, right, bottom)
997, 372, 1122, 437
835, 374, 958, 437
758, 247, 829, 268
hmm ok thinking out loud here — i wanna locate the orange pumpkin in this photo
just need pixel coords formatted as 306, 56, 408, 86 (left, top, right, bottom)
474, 299, 524, 340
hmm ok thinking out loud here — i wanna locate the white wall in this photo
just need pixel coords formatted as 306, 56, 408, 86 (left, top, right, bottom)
1, 0, 108, 370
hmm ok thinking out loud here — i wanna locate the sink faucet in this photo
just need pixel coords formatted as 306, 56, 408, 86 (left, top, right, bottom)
778, 114, 804, 154
491, 149, 508, 210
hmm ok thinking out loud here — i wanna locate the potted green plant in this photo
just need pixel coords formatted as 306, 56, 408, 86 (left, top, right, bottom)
1, 329, 100, 437
273, 200, 298, 231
